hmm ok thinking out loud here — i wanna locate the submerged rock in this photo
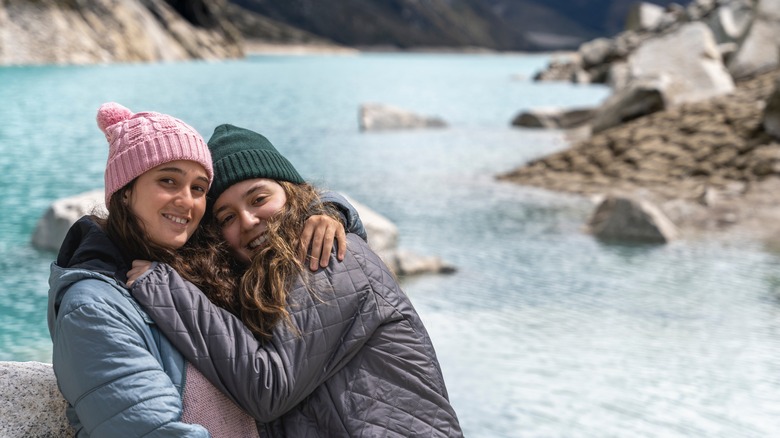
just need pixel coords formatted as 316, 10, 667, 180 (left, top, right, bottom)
358, 103, 447, 131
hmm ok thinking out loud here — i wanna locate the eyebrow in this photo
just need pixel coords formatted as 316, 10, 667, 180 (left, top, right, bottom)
155, 166, 210, 184
213, 182, 271, 216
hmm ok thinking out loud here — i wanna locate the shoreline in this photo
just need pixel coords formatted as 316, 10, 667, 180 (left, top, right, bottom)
242, 40, 553, 57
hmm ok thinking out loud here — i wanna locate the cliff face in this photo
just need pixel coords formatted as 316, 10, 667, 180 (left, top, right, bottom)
0, 0, 243, 65
230, 0, 692, 51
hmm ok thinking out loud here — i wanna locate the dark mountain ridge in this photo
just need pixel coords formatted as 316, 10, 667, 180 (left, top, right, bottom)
230, 0, 693, 51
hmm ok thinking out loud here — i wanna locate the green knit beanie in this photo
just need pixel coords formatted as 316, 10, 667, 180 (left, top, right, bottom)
207, 124, 304, 202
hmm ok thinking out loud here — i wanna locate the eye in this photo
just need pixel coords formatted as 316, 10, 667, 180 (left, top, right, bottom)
159, 177, 176, 185
217, 213, 235, 228
252, 195, 267, 205
192, 184, 207, 194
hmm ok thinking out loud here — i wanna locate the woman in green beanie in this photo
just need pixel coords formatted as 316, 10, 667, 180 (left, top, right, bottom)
129, 124, 463, 437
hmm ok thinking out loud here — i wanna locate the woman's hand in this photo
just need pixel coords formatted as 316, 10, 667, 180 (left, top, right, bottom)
300, 215, 347, 271
126, 260, 153, 287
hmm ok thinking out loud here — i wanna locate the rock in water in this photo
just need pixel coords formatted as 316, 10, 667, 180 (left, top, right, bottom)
359, 103, 447, 131
588, 195, 679, 243
32, 189, 105, 252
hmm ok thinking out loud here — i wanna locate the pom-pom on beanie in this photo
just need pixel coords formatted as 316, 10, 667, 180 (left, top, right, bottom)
206, 124, 304, 202
97, 102, 214, 205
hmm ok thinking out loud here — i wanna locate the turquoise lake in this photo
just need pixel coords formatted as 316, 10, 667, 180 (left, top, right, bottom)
2, 53, 780, 437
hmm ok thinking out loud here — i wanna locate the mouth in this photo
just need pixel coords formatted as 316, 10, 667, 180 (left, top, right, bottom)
163, 213, 189, 225
247, 234, 267, 250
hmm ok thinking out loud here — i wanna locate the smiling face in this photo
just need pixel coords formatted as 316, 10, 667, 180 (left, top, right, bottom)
125, 160, 209, 249
213, 178, 288, 264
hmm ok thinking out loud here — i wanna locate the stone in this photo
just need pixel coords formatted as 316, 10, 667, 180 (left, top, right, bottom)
627, 22, 735, 106
588, 195, 679, 243
342, 195, 455, 276
705, 2, 753, 43
0, 361, 72, 438
511, 107, 596, 129
625, 2, 665, 32
341, 195, 398, 255
32, 189, 106, 252
579, 37, 615, 68
358, 103, 447, 131
728, 0, 780, 79
590, 75, 669, 133
392, 250, 457, 276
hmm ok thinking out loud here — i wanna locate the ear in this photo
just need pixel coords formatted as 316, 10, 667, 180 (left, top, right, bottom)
123, 189, 131, 205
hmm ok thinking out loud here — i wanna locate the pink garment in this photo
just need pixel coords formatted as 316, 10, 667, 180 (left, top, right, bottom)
181, 362, 260, 438
95, 102, 213, 205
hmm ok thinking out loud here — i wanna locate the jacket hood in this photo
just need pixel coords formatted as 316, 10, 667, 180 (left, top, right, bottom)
47, 216, 130, 337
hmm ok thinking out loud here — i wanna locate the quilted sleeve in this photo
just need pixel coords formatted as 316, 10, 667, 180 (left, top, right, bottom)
52, 280, 210, 437
130, 260, 380, 422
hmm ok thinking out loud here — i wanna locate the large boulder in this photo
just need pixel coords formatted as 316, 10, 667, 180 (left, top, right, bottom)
728, 0, 780, 79
705, 0, 754, 44
627, 22, 735, 106
0, 361, 72, 438
588, 195, 679, 243
590, 76, 668, 133
32, 189, 106, 252
358, 103, 447, 131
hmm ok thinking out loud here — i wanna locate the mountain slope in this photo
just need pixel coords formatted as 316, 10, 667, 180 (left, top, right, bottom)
230, 0, 693, 51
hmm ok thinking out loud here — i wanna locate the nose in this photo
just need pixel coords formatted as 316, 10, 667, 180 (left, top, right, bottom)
173, 188, 195, 209
238, 209, 260, 231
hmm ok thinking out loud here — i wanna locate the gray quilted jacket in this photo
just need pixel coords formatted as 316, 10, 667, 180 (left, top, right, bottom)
131, 234, 463, 437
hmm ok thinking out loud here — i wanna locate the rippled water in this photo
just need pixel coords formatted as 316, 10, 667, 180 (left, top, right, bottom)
2, 53, 779, 437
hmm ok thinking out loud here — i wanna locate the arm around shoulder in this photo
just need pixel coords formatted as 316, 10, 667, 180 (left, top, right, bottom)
131, 261, 384, 422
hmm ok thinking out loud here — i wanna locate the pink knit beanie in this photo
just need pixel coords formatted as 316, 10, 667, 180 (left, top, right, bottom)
97, 102, 214, 205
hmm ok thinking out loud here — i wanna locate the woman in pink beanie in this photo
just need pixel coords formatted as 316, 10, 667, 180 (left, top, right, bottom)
46, 103, 353, 437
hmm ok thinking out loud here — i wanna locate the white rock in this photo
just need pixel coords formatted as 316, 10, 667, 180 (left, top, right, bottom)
0, 361, 72, 438
341, 195, 454, 276
31, 189, 106, 252
625, 2, 665, 32
628, 22, 735, 106
358, 103, 447, 131
728, 0, 780, 79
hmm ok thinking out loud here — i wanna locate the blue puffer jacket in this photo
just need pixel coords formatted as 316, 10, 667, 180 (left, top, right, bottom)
47, 216, 210, 437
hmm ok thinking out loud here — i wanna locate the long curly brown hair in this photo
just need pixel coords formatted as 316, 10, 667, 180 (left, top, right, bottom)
176, 181, 334, 340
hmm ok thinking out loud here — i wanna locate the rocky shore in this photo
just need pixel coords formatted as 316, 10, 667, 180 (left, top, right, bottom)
501, 0, 780, 244
502, 69, 780, 239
